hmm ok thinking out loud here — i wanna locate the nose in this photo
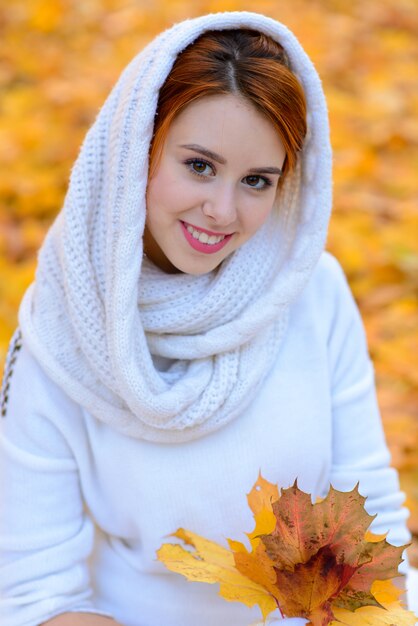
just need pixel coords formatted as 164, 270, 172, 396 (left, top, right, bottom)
201, 184, 238, 226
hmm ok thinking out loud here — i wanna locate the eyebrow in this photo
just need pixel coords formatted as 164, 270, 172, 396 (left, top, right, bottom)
179, 143, 283, 176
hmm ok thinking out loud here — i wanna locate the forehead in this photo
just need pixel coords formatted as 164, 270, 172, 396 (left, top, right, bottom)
165, 93, 284, 160
168, 93, 267, 136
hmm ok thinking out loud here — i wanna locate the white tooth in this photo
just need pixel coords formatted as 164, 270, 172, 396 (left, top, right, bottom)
215, 235, 224, 243
207, 235, 217, 244
187, 225, 194, 233
198, 232, 209, 244
192, 230, 200, 239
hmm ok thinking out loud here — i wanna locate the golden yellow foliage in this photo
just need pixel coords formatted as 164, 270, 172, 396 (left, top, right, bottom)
157, 528, 278, 620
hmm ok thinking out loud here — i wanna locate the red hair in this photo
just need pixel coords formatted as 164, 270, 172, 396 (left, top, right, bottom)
148, 28, 307, 182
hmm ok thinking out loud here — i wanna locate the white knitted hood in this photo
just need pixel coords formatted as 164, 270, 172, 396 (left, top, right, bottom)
17, 11, 332, 442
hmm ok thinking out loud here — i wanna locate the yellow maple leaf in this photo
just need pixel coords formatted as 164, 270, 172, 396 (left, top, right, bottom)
156, 527, 277, 620
247, 471, 280, 517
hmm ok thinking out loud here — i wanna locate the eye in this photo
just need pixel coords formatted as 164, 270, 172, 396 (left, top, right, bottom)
184, 158, 215, 177
243, 175, 273, 191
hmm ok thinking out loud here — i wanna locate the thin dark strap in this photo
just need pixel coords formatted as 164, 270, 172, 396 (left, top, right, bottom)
1, 328, 23, 418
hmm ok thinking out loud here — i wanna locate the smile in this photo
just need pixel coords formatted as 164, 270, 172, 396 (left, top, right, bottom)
180, 221, 233, 255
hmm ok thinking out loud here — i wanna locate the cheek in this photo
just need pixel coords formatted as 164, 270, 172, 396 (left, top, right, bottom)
147, 171, 199, 220
146, 177, 175, 224
243, 195, 276, 234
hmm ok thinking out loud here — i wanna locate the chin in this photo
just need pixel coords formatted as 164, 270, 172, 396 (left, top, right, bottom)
171, 255, 224, 276
175, 263, 220, 276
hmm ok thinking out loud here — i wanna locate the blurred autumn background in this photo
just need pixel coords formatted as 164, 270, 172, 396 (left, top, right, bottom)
0, 0, 417, 558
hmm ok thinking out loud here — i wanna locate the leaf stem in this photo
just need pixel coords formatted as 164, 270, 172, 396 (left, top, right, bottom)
274, 596, 284, 619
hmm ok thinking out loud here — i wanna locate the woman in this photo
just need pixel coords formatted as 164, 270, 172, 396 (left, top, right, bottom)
0, 10, 411, 626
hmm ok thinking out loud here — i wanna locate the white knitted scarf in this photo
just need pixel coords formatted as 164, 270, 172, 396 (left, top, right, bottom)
18, 11, 332, 443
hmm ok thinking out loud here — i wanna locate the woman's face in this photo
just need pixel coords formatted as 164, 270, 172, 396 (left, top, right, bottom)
144, 94, 286, 275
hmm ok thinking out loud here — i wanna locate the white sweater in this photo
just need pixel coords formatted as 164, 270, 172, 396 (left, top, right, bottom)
0, 252, 411, 626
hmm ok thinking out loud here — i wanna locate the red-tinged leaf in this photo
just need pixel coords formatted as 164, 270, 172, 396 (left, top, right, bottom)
259, 481, 407, 624
344, 539, 405, 591
262, 480, 316, 569
273, 545, 356, 625
262, 482, 377, 573
311, 485, 377, 564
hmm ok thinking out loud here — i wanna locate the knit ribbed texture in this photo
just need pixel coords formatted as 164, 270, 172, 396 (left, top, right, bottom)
18, 11, 332, 442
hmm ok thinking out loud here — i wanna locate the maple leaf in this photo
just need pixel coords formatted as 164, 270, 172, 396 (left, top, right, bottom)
274, 544, 364, 623
157, 475, 415, 626
227, 473, 278, 599
258, 480, 407, 625
156, 527, 277, 620
247, 471, 280, 516
331, 580, 418, 625
260, 482, 377, 573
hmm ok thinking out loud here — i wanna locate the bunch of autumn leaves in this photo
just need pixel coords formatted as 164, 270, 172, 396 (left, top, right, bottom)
157, 474, 417, 625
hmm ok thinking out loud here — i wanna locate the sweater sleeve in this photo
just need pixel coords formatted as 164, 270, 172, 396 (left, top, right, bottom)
323, 254, 411, 569
0, 331, 115, 626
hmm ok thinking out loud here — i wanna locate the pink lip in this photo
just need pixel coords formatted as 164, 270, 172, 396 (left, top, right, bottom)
180, 221, 233, 254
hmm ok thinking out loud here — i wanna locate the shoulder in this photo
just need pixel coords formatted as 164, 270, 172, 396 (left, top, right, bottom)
298, 251, 358, 321
306, 252, 373, 391
293, 251, 368, 359
1, 330, 73, 415
1, 329, 83, 456
308, 250, 352, 297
